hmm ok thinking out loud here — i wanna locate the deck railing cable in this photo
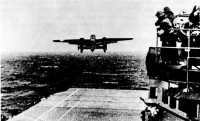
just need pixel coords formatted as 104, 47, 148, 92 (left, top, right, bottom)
156, 28, 200, 92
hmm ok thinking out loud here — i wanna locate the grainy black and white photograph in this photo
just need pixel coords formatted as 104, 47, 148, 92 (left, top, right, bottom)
1, 0, 200, 121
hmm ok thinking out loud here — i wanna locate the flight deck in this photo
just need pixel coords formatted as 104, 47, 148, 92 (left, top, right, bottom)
8, 88, 148, 121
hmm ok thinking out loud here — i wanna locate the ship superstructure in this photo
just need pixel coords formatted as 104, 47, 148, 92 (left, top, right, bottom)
145, 13, 200, 120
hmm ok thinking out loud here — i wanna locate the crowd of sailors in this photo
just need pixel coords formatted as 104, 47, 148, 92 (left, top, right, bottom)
155, 6, 200, 64
142, 6, 200, 121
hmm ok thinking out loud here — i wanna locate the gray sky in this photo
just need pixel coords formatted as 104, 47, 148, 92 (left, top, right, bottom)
1, 0, 200, 53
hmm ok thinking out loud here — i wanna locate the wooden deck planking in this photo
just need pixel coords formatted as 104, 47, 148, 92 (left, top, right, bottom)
8, 88, 148, 121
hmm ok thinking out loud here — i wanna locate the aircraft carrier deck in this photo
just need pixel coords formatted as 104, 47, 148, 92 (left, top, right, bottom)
8, 88, 148, 121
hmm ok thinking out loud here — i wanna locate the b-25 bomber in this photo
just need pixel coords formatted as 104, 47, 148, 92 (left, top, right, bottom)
53, 34, 133, 53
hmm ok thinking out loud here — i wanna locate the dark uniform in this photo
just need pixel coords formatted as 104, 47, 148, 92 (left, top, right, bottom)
164, 7, 175, 24
155, 11, 178, 64
189, 5, 200, 26
177, 6, 200, 61
189, 6, 200, 47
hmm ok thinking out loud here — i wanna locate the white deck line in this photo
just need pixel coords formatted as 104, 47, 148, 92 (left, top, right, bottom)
34, 89, 79, 121
57, 101, 80, 121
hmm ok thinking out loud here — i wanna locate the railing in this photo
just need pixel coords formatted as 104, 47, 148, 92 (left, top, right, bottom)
156, 28, 200, 91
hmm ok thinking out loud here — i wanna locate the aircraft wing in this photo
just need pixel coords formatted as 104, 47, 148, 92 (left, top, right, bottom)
96, 38, 133, 44
53, 39, 91, 45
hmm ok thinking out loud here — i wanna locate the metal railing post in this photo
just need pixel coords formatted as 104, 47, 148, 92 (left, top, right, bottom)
186, 29, 191, 92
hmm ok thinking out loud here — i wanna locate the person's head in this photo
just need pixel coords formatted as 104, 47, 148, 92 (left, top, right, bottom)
155, 11, 165, 19
164, 6, 172, 13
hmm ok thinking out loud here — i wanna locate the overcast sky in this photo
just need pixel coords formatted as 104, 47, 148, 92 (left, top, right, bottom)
1, 0, 200, 54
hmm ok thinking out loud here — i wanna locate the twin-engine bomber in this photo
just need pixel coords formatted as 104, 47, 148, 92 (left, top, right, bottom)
53, 34, 133, 53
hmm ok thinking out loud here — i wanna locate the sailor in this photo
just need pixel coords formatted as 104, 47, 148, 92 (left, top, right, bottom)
189, 5, 200, 27
155, 11, 178, 64
155, 11, 177, 46
189, 5, 200, 47
175, 6, 200, 65
177, 6, 200, 48
163, 6, 175, 24
155, 11, 165, 27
